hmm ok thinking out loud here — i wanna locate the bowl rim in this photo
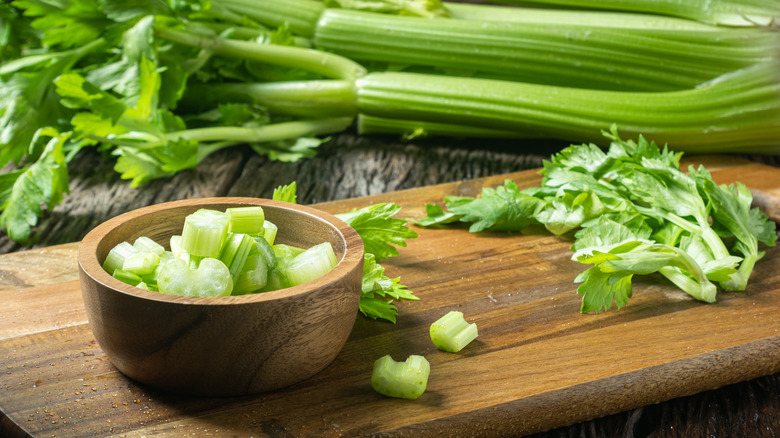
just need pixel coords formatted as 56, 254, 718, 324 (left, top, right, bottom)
78, 197, 364, 305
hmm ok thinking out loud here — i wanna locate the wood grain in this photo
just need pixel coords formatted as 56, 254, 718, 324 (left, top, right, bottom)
1, 156, 779, 437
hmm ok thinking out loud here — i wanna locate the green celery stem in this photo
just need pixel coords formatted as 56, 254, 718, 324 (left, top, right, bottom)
216, 0, 324, 38
314, 9, 778, 91
168, 117, 354, 144
354, 62, 780, 153
478, 0, 780, 27
213, 81, 357, 118
154, 26, 366, 80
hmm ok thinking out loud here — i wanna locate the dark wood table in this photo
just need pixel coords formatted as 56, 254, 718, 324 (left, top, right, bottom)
1, 131, 779, 437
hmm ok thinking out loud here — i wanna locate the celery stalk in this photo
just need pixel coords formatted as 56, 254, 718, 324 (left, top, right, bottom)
314, 8, 777, 91
483, 0, 780, 27
356, 61, 780, 153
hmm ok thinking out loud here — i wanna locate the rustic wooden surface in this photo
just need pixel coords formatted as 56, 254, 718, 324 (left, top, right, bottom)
1, 133, 779, 437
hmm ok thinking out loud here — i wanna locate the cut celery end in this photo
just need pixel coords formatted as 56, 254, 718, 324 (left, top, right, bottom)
259, 268, 290, 292
122, 251, 161, 276
430, 311, 478, 353
133, 236, 165, 255
169, 235, 190, 264
113, 269, 143, 287
157, 258, 233, 297
284, 242, 338, 287
253, 235, 278, 270
181, 209, 230, 257
233, 253, 269, 294
219, 232, 255, 278
227, 206, 265, 235
371, 354, 430, 400
102, 241, 138, 274
136, 281, 150, 291
262, 220, 278, 245
273, 243, 300, 272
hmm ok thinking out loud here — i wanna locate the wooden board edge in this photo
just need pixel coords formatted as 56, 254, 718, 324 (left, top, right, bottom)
376, 336, 780, 437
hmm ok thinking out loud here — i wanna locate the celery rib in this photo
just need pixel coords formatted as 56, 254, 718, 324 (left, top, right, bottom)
355, 62, 780, 153
314, 9, 778, 91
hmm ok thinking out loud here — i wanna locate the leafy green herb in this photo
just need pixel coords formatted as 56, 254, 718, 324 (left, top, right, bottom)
335, 203, 419, 261
0, 128, 71, 243
418, 128, 777, 313
272, 184, 418, 322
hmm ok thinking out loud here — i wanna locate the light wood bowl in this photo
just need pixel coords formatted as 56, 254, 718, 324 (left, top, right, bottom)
78, 197, 364, 396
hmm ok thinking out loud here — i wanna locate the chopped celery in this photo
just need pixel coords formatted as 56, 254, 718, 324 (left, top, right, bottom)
102, 241, 138, 274
273, 243, 302, 271
181, 209, 230, 257
136, 281, 150, 290
259, 268, 290, 292
232, 251, 269, 294
227, 206, 265, 234
169, 235, 190, 264
157, 258, 233, 297
253, 235, 278, 270
218, 232, 255, 278
262, 220, 279, 245
371, 355, 430, 400
133, 236, 165, 255
122, 251, 161, 276
284, 242, 338, 286
430, 311, 479, 353
100, 206, 341, 297
113, 269, 143, 287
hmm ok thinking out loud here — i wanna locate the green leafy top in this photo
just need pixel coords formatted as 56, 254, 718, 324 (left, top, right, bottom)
335, 203, 419, 261
419, 127, 776, 313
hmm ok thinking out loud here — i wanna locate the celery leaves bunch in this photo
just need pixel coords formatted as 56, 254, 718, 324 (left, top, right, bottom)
419, 128, 777, 313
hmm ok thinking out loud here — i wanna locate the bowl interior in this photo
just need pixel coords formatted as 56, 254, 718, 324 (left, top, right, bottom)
85, 198, 353, 301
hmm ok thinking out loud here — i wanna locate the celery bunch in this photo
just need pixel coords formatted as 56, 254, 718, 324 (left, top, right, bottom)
2, 0, 778, 245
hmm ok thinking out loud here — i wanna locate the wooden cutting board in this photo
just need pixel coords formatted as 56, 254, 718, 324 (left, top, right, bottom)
1, 156, 779, 437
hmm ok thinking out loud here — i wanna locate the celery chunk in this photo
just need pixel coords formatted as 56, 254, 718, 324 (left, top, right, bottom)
371, 355, 430, 400
218, 232, 255, 278
259, 268, 290, 292
122, 251, 161, 276
232, 252, 269, 294
227, 206, 265, 235
253, 235, 278, 270
284, 242, 338, 287
102, 241, 138, 274
133, 236, 165, 255
430, 311, 478, 353
262, 220, 278, 245
157, 258, 233, 297
113, 269, 143, 287
181, 209, 229, 257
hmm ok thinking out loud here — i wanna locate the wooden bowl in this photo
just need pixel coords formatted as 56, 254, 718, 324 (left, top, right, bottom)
77, 198, 364, 396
